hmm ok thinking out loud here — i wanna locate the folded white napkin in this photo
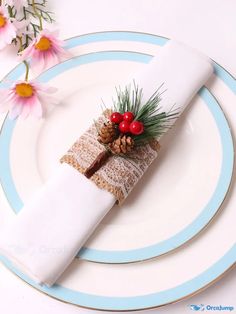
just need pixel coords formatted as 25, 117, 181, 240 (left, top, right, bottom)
0, 40, 213, 286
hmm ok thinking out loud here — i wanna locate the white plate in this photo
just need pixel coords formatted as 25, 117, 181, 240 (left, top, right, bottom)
0, 32, 235, 311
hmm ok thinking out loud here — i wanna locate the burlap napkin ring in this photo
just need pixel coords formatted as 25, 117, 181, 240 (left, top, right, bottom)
60, 112, 160, 204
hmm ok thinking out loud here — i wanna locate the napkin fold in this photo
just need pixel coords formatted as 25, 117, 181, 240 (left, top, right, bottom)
0, 40, 213, 286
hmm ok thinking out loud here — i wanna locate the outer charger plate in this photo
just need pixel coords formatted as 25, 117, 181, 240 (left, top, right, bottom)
0, 35, 234, 266
0, 32, 235, 311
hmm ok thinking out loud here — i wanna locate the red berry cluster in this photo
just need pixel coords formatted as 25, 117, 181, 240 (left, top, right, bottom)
110, 112, 144, 135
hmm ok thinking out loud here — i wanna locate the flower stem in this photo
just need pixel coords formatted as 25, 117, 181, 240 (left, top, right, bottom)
17, 36, 30, 81
17, 35, 23, 52
32, 0, 43, 31
24, 61, 30, 81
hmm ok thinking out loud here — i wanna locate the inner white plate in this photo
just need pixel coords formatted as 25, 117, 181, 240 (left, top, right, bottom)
3, 56, 229, 263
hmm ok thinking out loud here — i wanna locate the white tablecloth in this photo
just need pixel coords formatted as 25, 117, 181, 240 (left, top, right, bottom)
0, 0, 235, 313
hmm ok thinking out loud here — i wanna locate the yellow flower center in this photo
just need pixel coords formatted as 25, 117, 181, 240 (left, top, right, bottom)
0, 14, 6, 28
35, 36, 52, 51
15, 83, 34, 98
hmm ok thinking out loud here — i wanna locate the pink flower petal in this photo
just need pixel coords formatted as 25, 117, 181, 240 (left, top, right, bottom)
4, 23, 17, 43
45, 50, 60, 68
30, 97, 43, 118
38, 94, 59, 106
9, 104, 23, 120
19, 42, 35, 61
32, 82, 57, 94
20, 104, 31, 119
0, 89, 8, 101
30, 52, 45, 73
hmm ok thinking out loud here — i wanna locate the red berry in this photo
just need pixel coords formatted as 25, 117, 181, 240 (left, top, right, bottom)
110, 112, 123, 124
119, 121, 130, 133
129, 121, 144, 135
123, 111, 134, 123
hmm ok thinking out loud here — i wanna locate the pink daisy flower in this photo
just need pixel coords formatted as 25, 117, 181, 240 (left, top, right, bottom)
0, 6, 17, 50
19, 29, 72, 73
0, 80, 58, 119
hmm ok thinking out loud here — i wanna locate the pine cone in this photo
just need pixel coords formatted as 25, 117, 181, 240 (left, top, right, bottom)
109, 135, 134, 154
98, 122, 116, 144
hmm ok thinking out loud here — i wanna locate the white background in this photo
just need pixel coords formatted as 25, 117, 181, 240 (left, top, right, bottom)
0, 0, 235, 313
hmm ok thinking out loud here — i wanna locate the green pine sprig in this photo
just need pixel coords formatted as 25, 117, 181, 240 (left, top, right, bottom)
113, 83, 179, 145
